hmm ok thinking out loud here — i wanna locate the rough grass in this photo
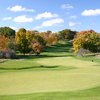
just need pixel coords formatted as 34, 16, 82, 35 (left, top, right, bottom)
0, 42, 100, 100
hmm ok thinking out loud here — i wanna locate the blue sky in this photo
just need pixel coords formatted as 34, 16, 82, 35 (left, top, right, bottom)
0, 0, 100, 32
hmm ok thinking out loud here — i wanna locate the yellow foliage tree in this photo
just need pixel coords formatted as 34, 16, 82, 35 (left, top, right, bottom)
16, 28, 34, 55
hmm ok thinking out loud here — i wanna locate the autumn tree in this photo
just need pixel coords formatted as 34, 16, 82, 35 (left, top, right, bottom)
31, 41, 42, 55
0, 35, 16, 58
33, 34, 46, 47
40, 31, 58, 46
16, 28, 33, 55
73, 30, 100, 53
0, 35, 8, 50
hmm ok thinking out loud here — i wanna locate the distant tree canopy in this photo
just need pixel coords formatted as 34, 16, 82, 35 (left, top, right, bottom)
0, 27, 15, 37
58, 29, 77, 40
40, 31, 58, 46
73, 30, 100, 53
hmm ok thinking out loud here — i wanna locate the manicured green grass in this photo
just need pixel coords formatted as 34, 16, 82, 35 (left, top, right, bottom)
0, 86, 100, 100
0, 42, 100, 100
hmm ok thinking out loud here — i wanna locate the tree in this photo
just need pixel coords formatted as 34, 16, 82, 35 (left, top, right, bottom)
0, 27, 15, 37
31, 41, 42, 55
7, 37, 16, 50
47, 33, 58, 45
40, 31, 58, 46
58, 29, 76, 40
33, 34, 46, 47
16, 28, 32, 55
0, 35, 16, 58
73, 30, 100, 53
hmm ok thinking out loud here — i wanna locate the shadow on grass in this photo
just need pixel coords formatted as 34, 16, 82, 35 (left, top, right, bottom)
0, 65, 59, 70
16, 54, 75, 60
44, 42, 72, 53
16, 42, 74, 59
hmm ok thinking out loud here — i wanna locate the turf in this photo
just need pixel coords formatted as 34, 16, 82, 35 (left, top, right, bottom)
0, 86, 100, 100
0, 42, 100, 100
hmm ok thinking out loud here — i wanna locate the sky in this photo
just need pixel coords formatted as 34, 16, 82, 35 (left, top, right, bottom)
0, 0, 100, 32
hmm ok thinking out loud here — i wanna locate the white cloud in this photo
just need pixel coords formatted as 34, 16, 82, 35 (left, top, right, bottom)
61, 4, 73, 9
35, 12, 59, 20
2, 17, 12, 21
13, 15, 33, 23
81, 9, 100, 16
69, 21, 81, 27
69, 22, 76, 27
7, 5, 35, 12
34, 18, 64, 29
70, 15, 77, 19
42, 18, 64, 26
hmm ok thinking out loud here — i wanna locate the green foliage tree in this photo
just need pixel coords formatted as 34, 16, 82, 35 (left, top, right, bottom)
0, 27, 15, 37
58, 29, 76, 40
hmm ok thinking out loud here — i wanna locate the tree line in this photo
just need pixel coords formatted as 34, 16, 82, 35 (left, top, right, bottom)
0, 27, 100, 58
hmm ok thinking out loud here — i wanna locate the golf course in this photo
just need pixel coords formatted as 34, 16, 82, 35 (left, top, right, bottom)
0, 42, 100, 100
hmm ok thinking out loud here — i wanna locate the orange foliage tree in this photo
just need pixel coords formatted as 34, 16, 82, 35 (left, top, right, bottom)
31, 41, 42, 55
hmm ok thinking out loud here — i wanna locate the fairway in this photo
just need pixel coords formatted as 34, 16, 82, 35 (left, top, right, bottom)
0, 43, 100, 100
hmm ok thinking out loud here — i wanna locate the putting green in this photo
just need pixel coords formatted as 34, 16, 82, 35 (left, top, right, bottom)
0, 57, 100, 95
